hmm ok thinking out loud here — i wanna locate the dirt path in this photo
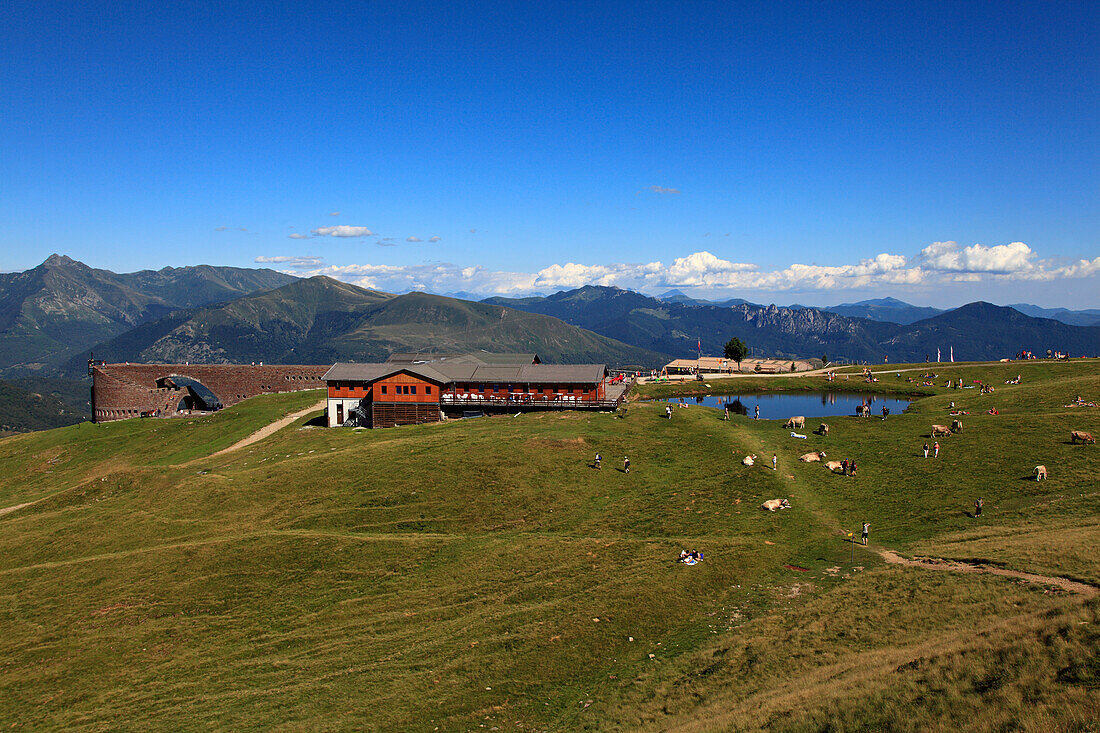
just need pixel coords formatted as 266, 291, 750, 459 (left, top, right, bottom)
194, 399, 326, 463
877, 548, 1097, 596
0, 501, 34, 517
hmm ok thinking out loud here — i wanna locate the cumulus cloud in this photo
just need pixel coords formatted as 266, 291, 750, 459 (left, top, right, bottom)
288, 233, 310, 239
214, 226, 228, 232
279, 241, 1098, 299
406, 236, 422, 242
429, 235, 441, 242
328, 211, 340, 216
650, 185, 681, 195
312, 225, 374, 237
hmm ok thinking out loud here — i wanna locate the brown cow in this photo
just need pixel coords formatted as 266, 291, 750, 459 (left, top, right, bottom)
950, 419, 963, 433
824, 460, 844, 473
799, 451, 827, 462
1034, 465, 1047, 481
931, 424, 952, 437
783, 416, 806, 429
815, 423, 830, 436
1071, 430, 1095, 444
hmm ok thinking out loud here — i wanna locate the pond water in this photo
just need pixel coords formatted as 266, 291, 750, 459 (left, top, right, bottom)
652, 392, 911, 419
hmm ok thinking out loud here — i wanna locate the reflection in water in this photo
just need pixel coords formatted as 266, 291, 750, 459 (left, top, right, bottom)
724, 398, 748, 416
653, 392, 910, 420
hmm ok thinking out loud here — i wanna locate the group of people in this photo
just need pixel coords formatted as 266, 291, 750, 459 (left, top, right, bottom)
593, 453, 629, 473
922, 441, 941, 458
838, 458, 859, 476
678, 549, 703, 564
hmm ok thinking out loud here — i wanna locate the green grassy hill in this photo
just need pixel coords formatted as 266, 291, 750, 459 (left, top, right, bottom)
0, 360, 1097, 729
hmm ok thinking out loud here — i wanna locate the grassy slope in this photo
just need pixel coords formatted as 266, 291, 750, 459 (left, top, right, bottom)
0, 360, 1097, 730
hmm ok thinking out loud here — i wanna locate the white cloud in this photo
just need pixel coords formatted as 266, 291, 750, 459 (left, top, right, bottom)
255, 255, 324, 269
650, 185, 681, 195
429, 235, 441, 242
406, 236, 422, 242
312, 225, 374, 237
279, 241, 1098, 299
214, 226, 228, 232
288, 233, 310, 239
328, 211, 340, 216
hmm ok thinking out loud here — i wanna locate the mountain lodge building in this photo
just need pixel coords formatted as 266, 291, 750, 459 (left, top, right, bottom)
323, 352, 613, 428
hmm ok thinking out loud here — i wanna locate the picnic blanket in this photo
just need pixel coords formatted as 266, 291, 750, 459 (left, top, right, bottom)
790, 432, 807, 439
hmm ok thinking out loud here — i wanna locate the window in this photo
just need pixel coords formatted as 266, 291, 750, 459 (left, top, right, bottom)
381, 385, 387, 394
425, 386, 432, 395
410, 386, 417, 395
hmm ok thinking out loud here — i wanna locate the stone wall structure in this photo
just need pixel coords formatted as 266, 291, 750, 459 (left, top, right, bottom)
90, 362, 328, 423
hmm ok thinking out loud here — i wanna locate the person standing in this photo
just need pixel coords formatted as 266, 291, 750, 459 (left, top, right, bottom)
923, 442, 929, 458
594, 453, 601, 470
933, 441, 940, 458
724, 406, 729, 421
772, 453, 777, 471
861, 522, 869, 545
881, 405, 889, 420
623, 456, 630, 474
975, 497, 983, 518
754, 405, 760, 420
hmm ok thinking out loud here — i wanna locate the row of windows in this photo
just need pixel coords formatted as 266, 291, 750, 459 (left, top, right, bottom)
379, 385, 431, 395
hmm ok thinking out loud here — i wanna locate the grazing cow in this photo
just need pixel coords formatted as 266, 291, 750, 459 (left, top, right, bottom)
799, 451, 827, 462
760, 498, 791, 512
815, 422, 829, 436
1071, 430, 1095, 444
741, 454, 758, 466
824, 460, 844, 473
1034, 465, 1047, 481
783, 416, 806, 429
951, 419, 963, 433
931, 424, 952, 437
855, 405, 870, 418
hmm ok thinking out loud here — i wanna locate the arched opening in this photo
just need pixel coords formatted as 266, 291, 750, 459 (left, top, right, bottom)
157, 376, 224, 413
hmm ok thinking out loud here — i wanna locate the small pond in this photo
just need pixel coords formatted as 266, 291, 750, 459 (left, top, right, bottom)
651, 392, 911, 419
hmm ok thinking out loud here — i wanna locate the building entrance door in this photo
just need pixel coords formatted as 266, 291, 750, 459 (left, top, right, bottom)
336, 403, 344, 425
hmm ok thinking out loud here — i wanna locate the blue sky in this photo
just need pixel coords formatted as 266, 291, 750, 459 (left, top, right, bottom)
3, 1, 1098, 307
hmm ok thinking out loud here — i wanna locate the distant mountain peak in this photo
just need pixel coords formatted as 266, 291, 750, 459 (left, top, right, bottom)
43, 253, 77, 267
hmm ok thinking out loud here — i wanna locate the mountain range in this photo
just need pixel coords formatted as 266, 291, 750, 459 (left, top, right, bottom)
0, 254, 296, 376
65, 276, 666, 376
485, 286, 1100, 363
1, 255, 1099, 432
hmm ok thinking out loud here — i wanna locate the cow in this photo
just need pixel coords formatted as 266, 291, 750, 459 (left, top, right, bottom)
815, 422, 830, 436
855, 405, 870, 418
1034, 465, 1047, 481
783, 416, 806, 429
741, 454, 758, 466
760, 498, 791, 512
931, 424, 952, 437
1071, 431, 1095, 444
951, 419, 963, 433
799, 451, 827, 462
824, 460, 844, 473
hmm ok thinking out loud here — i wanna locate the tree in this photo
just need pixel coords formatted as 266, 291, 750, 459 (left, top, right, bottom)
724, 337, 748, 371
822, 353, 828, 366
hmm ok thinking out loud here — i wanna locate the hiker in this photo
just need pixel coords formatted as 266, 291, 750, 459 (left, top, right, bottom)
881, 405, 889, 420
933, 441, 940, 458
594, 453, 601, 469
772, 453, 777, 471
623, 456, 630, 474
841, 458, 848, 475
666, 405, 673, 419
923, 442, 929, 458
975, 497, 983, 518
849, 460, 858, 476
724, 406, 729, 420
861, 522, 869, 545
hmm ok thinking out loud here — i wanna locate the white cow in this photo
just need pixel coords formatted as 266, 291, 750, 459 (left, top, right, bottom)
760, 498, 791, 512
824, 461, 844, 473
741, 454, 758, 466
799, 451, 827, 462
1034, 465, 1047, 481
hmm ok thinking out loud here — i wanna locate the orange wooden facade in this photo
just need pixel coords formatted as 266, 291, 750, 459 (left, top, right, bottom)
328, 372, 441, 402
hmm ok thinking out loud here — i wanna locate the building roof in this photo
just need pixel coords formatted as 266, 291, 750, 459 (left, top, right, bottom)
325, 359, 606, 386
